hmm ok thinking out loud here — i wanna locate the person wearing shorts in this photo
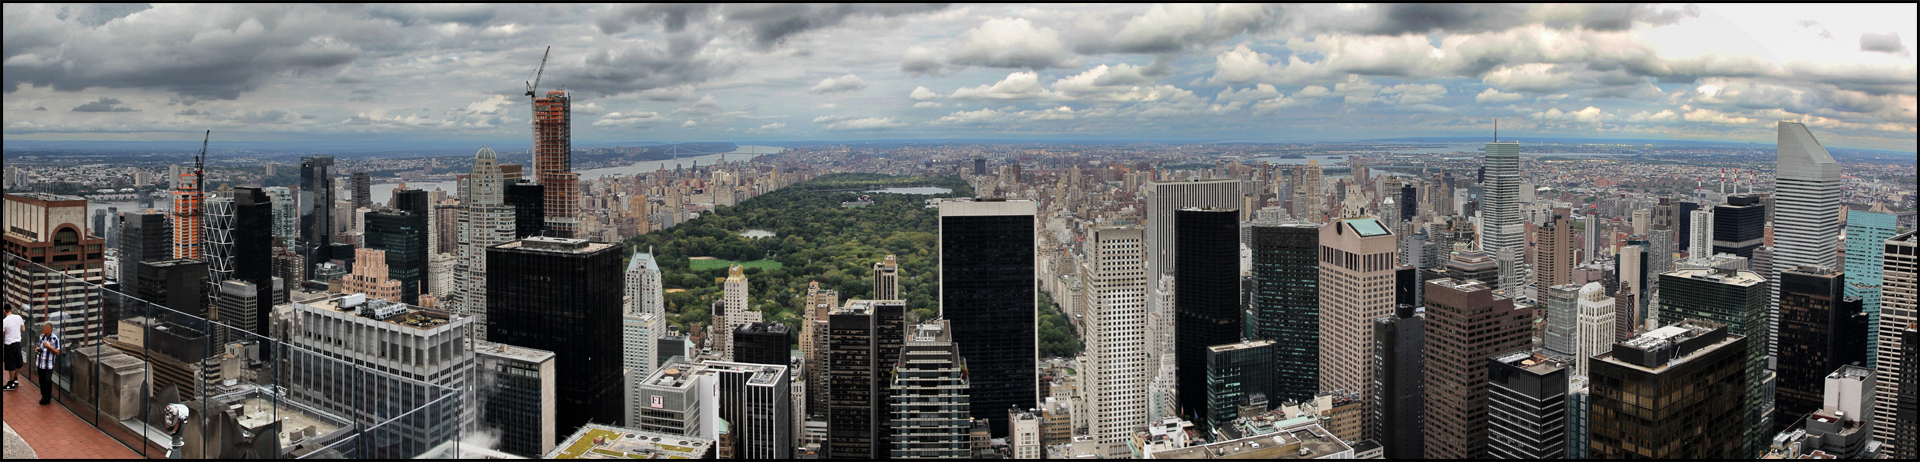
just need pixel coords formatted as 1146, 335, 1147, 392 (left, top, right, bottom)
3, 303, 23, 391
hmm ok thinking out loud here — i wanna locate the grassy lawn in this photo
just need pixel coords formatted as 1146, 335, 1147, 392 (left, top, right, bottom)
688, 258, 785, 270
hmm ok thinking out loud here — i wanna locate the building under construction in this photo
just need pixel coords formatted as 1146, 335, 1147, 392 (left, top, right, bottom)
532, 89, 577, 238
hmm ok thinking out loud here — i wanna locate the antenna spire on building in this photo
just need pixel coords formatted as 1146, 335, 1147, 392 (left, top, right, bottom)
1494, 119, 1499, 142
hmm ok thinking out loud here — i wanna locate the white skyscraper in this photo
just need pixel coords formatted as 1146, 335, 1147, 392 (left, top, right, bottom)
1078, 226, 1148, 458
624, 251, 666, 426
1689, 208, 1715, 258
1482, 140, 1524, 295
1771, 121, 1841, 364
1574, 282, 1616, 380
458, 146, 517, 340
716, 265, 760, 361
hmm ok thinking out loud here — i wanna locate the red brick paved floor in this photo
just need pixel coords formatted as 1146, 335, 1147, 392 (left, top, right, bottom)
2, 374, 144, 459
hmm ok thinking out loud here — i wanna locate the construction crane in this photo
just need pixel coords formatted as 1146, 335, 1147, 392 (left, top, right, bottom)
524, 45, 551, 98
195, 130, 208, 192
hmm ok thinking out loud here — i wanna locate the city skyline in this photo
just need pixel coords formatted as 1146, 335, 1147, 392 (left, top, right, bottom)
2, 3, 1916, 460
2, 4, 1915, 151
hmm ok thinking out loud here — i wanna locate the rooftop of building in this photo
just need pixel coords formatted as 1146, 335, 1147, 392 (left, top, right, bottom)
474, 340, 556, 363
909, 320, 951, 343
1207, 339, 1276, 353
295, 293, 452, 330
1149, 422, 1351, 459
4, 192, 86, 204
547, 424, 712, 459
734, 322, 788, 335
1492, 349, 1570, 376
643, 359, 707, 391
1597, 320, 1740, 373
627, 251, 660, 273
1340, 217, 1390, 237
834, 299, 905, 315
493, 236, 615, 254
1664, 266, 1765, 287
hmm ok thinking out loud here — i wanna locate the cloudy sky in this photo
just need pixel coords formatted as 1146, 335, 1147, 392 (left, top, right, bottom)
4, 4, 1915, 150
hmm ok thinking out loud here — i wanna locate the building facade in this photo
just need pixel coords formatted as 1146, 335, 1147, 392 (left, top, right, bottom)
1174, 207, 1242, 436
1423, 278, 1534, 459
1875, 230, 1917, 455
485, 237, 624, 437
1374, 305, 1425, 460
1658, 266, 1769, 456
1077, 226, 1148, 458
1319, 216, 1398, 443
459, 147, 516, 339
1776, 266, 1868, 432
1589, 320, 1747, 458
889, 320, 972, 459
473, 341, 557, 459
828, 300, 907, 458
938, 199, 1037, 437
1250, 222, 1320, 403
1486, 351, 1569, 459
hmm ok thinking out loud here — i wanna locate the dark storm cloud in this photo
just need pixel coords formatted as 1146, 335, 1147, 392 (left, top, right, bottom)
595, 4, 950, 50
363, 4, 497, 26
563, 37, 743, 98
72, 97, 137, 112
4, 5, 379, 101
1292, 3, 1699, 37
1860, 32, 1907, 54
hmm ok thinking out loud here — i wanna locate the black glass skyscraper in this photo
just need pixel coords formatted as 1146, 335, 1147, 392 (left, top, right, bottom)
486, 237, 624, 437
734, 322, 790, 367
1249, 222, 1318, 403
233, 187, 275, 337
505, 182, 547, 239
1713, 195, 1766, 259
118, 210, 171, 287
1775, 266, 1867, 432
937, 199, 1036, 437
1400, 183, 1418, 221
365, 209, 428, 304
299, 155, 335, 278
1175, 207, 1241, 433
1375, 305, 1425, 460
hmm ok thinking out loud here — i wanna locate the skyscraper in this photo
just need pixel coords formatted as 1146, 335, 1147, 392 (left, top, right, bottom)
460, 147, 516, 339
938, 199, 1037, 437
872, 254, 900, 300
1589, 320, 1746, 458
1202, 339, 1277, 432
351, 171, 371, 211
232, 187, 275, 336
1543, 283, 1582, 358
624, 252, 666, 421
474, 341, 558, 459
364, 209, 428, 305
889, 320, 973, 459
533, 89, 580, 238
1713, 195, 1767, 259
486, 237, 624, 437
1481, 139, 1523, 295
1077, 226, 1147, 458
118, 210, 172, 287
802, 282, 839, 420
1689, 208, 1715, 257
1320, 216, 1399, 443
716, 265, 761, 361
1147, 179, 1241, 328
1249, 222, 1320, 403
1775, 266, 1868, 432
1574, 282, 1616, 380
505, 181, 546, 239
733, 322, 789, 367
137, 259, 211, 317
1174, 207, 1241, 435
1487, 350, 1570, 459
1659, 267, 1769, 457
1424, 278, 1535, 459
1374, 305, 1425, 460
1873, 230, 1916, 454
299, 155, 335, 277
1845, 210, 1895, 368
829, 300, 907, 459
1773, 121, 1842, 272
1538, 207, 1574, 291
172, 163, 206, 261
